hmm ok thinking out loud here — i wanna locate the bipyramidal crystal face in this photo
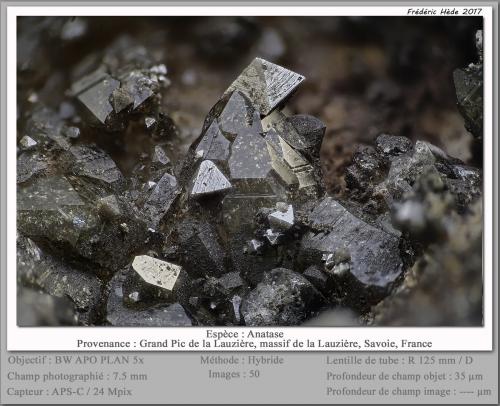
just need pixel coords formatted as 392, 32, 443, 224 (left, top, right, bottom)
17, 53, 482, 327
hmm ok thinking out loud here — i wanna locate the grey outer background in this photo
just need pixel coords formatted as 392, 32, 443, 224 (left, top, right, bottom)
0, 1, 498, 404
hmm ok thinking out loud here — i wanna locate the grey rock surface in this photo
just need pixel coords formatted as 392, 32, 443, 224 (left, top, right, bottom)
241, 268, 325, 326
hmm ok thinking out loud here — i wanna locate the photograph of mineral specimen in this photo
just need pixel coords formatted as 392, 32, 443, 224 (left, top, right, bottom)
16, 16, 483, 327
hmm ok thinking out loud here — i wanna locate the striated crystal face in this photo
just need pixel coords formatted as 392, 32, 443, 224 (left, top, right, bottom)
225, 57, 305, 115
191, 160, 232, 197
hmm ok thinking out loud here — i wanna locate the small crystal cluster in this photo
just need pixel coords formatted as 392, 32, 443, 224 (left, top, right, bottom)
17, 52, 483, 326
69, 42, 168, 132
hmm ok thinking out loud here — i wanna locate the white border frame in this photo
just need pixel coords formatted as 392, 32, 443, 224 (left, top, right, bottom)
7, 5, 494, 351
